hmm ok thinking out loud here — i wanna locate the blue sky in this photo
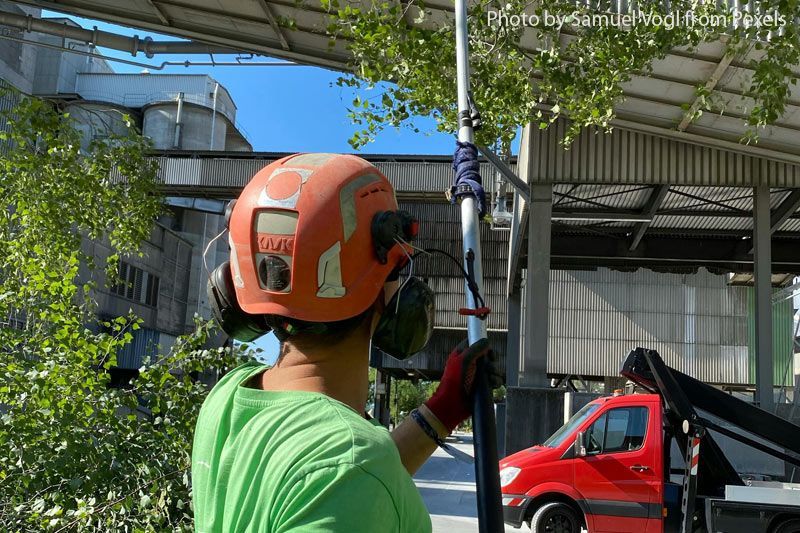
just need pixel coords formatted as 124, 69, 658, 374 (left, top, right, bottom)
42, 9, 521, 364
40, 10, 458, 362
43, 10, 459, 155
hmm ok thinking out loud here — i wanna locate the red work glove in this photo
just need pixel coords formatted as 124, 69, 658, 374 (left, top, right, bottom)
424, 338, 502, 433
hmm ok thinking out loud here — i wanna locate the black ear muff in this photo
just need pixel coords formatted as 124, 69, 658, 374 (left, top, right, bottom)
207, 261, 270, 342
224, 199, 237, 228
372, 277, 435, 359
372, 210, 419, 264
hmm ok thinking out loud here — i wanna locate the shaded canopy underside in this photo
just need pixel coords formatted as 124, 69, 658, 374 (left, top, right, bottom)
13, 0, 800, 161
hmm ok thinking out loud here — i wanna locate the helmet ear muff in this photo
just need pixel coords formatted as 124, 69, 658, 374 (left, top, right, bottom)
224, 199, 237, 228
207, 261, 270, 342
371, 210, 418, 264
372, 277, 435, 359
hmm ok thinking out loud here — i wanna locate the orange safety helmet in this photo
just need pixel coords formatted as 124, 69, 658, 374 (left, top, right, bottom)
226, 153, 415, 324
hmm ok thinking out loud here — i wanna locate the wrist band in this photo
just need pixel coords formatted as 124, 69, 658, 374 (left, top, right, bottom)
411, 409, 451, 452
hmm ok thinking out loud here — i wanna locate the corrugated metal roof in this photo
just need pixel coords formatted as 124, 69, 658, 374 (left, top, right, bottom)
660, 186, 789, 213
526, 119, 800, 187
153, 154, 512, 195
782, 219, 800, 232
649, 215, 753, 232
21, 0, 800, 162
150, 153, 799, 235
553, 184, 652, 210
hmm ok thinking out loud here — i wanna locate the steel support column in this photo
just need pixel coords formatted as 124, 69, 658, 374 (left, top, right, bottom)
753, 185, 774, 411
506, 290, 521, 388
520, 185, 552, 387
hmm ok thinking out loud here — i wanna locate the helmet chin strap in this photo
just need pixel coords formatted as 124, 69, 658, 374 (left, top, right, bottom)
392, 235, 429, 313
202, 227, 227, 284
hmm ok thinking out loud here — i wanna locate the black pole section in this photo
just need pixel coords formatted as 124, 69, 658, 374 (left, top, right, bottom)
473, 358, 504, 533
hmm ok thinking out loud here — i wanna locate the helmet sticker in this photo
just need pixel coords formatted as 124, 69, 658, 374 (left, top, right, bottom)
316, 241, 345, 298
229, 234, 245, 288
339, 173, 382, 242
257, 167, 313, 209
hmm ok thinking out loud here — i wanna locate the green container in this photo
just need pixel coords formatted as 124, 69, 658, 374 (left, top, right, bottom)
747, 288, 795, 387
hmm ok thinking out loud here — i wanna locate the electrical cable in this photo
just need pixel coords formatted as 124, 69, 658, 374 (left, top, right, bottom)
411, 248, 487, 311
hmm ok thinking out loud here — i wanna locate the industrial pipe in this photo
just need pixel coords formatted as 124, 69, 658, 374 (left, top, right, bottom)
0, 11, 239, 57
173, 92, 184, 149
0, 32, 298, 71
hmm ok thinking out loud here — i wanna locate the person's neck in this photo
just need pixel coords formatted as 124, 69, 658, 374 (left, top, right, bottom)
259, 335, 370, 414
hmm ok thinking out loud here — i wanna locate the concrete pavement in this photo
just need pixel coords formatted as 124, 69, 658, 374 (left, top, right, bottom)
413, 434, 525, 533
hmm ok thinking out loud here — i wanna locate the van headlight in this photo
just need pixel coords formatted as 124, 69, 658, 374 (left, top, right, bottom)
499, 466, 521, 488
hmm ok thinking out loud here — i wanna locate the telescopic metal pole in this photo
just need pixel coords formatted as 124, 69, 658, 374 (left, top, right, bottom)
454, 0, 504, 531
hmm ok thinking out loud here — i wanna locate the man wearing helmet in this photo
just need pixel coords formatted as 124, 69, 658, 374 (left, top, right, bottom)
193, 153, 497, 532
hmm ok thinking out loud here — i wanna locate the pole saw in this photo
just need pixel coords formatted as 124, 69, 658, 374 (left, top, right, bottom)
451, 0, 504, 530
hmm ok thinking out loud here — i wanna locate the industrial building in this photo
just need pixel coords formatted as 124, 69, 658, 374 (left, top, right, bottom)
0, 5, 249, 377
142, 150, 800, 429
2, 0, 800, 461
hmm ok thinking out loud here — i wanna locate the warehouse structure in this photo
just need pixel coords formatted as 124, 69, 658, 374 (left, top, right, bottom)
145, 150, 800, 403
4, 0, 800, 455
0, 6, 250, 376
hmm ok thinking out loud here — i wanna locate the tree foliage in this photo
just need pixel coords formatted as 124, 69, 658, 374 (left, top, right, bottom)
323, 0, 799, 148
0, 93, 247, 531
390, 379, 437, 423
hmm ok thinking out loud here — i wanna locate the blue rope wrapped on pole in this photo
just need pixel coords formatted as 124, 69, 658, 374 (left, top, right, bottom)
451, 141, 488, 219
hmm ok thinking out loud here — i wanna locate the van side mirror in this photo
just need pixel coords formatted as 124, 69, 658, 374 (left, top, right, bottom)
575, 431, 587, 457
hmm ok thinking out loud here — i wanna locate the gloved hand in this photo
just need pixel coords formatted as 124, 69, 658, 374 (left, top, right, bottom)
424, 338, 502, 433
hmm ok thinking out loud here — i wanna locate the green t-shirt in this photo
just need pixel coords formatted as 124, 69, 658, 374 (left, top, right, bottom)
192, 362, 432, 533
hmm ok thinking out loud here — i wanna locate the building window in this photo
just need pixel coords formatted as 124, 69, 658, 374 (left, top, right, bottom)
112, 261, 159, 306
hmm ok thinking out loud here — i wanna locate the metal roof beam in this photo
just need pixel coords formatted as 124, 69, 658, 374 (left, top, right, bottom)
145, 0, 170, 25
477, 144, 530, 202
677, 43, 737, 132
255, 0, 291, 51
549, 234, 800, 272
628, 185, 669, 251
745, 188, 800, 255
552, 211, 651, 222
770, 189, 800, 233
551, 208, 800, 220
12, 0, 347, 68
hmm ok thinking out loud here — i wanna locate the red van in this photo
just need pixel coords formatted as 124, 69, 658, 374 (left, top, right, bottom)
500, 393, 664, 532
499, 348, 800, 533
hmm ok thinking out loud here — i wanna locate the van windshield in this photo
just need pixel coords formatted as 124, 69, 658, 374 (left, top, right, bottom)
542, 403, 601, 448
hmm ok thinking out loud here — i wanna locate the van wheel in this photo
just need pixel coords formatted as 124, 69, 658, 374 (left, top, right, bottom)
530, 502, 581, 533
772, 517, 800, 533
